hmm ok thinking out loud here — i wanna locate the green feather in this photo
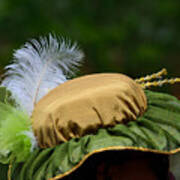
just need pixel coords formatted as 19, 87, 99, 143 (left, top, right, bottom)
0, 102, 36, 164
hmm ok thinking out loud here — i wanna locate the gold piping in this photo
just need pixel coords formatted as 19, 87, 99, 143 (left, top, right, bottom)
50, 146, 180, 180
8, 162, 12, 180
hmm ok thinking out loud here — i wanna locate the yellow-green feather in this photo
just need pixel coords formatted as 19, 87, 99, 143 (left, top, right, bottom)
0, 102, 35, 164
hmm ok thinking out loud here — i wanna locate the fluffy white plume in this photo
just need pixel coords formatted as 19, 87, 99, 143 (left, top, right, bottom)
1, 34, 84, 115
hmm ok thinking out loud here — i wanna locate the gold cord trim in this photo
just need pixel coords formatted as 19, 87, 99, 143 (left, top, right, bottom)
50, 146, 180, 180
135, 68, 180, 89
135, 68, 167, 83
141, 78, 180, 89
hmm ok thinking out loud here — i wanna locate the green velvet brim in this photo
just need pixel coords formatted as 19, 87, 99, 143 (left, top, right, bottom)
5, 90, 180, 180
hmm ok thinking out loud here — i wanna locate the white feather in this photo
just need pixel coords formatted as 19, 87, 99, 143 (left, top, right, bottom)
1, 34, 84, 115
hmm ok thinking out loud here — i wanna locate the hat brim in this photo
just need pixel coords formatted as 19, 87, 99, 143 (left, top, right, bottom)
9, 90, 180, 180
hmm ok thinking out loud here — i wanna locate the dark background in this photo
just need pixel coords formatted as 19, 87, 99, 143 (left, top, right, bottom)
0, 0, 180, 96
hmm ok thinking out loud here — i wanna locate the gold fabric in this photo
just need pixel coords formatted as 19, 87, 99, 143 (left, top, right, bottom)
32, 73, 147, 148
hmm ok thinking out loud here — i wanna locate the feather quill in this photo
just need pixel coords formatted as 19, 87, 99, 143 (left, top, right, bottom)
1, 34, 84, 115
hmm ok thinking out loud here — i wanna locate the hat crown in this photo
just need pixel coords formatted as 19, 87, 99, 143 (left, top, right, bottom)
32, 73, 147, 148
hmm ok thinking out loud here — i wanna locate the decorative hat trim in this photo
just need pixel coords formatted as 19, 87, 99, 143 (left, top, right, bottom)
5, 90, 180, 180
0, 35, 180, 180
51, 146, 180, 180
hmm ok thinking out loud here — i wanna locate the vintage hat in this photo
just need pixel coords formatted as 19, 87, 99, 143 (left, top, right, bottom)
0, 35, 180, 180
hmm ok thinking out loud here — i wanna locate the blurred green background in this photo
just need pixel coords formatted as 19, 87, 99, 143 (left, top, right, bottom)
0, 0, 180, 96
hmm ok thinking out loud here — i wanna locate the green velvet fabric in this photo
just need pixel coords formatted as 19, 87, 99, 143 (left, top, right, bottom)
0, 163, 8, 180
2, 90, 180, 180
